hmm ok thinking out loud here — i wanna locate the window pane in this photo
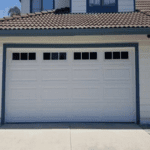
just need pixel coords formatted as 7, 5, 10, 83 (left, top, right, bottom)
89, 0, 94, 5
105, 52, 112, 59
43, 53, 50, 60
103, 0, 115, 6
82, 52, 89, 60
32, 0, 41, 13
121, 52, 128, 59
43, 0, 53, 11
52, 53, 58, 60
21, 53, 28, 60
113, 52, 120, 59
74, 52, 81, 60
12, 53, 20, 60
95, 0, 101, 5
29, 53, 36, 60
90, 52, 97, 59
89, 0, 101, 6
59, 53, 66, 60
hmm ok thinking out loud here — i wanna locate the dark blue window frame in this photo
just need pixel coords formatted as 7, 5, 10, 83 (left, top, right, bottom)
30, 0, 55, 13
87, 0, 118, 13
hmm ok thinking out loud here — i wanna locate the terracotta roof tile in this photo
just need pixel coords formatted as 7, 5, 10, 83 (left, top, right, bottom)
136, 1, 150, 12
0, 1, 150, 30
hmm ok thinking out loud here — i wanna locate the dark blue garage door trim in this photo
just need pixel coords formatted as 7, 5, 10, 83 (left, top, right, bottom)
1, 43, 140, 124
0, 28, 150, 36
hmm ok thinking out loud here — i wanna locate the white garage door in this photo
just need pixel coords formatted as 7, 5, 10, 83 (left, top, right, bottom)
5, 47, 136, 123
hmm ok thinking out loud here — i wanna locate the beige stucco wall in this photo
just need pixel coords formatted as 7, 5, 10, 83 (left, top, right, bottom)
0, 34, 150, 124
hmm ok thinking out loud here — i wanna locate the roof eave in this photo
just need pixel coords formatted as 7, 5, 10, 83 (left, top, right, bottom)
0, 28, 150, 36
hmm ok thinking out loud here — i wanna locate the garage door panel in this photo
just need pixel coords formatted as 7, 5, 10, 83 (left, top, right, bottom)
103, 81, 132, 85
6, 105, 39, 113
73, 87, 100, 99
41, 81, 70, 86
41, 103, 135, 121
42, 69, 69, 81
104, 67, 131, 80
8, 102, 133, 121
6, 105, 135, 123
41, 64, 69, 68
36, 100, 71, 107
6, 116, 42, 123
22, 103, 134, 115
6, 99, 38, 107
10, 69, 37, 81
5, 102, 39, 117
42, 87, 68, 99
9, 88, 37, 100
104, 87, 130, 99
40, 99, 71, 103
6, 116, 134, 123
10, 61, 38, 66
71, 81, 101, 85
9, 81, 38, 87
5, 108, 39, 121
73, 68, 99, 81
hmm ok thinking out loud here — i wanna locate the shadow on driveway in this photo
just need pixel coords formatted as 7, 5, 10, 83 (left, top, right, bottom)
0, 122, 144, 129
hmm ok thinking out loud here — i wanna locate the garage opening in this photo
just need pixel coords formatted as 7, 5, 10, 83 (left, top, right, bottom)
5, 47, 136, 123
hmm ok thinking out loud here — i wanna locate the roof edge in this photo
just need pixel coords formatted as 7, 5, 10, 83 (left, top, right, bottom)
0, 28, 150, 36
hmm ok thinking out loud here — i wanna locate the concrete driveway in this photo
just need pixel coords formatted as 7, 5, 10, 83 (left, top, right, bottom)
0, 123, 150, 150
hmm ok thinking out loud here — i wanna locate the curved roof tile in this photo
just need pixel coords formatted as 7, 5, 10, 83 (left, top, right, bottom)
0, 1, 150, 30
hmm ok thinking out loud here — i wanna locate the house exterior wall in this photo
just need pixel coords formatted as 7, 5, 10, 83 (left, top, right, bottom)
20, 0, 135, 14
0, 34, 149, 124
0, 46, 2, 124
71, 0, 86, 13
21, 0, 30, 14
139, 45, 150, 124
118, 0, 134, 12
55, 0, 70, 9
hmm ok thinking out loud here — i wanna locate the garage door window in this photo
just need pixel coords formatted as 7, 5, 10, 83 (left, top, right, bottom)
113, 52, 120, 59
43, 52, 67, 60
82, 52, 89, 60
12, 53, 20, 60
52, 53, 58, 60
29, 53, 36, 60
105, 51, 129, 60
13, 53, 36, 60
43, 53, 51, 60
74, 52, 81, 60
105, 52, 112, 59
21, 53, 28, 60
121, 52, 128, 59
90, 52, 97, 59
59, 53, 66, 60
74, 52, 97, 60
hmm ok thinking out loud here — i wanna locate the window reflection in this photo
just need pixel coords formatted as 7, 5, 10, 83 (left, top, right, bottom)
102, 0, 116, 6
89, 0, 101, 6
32, 0, 53, 13
32, 0, 41, 13
43, 0, 53, 11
